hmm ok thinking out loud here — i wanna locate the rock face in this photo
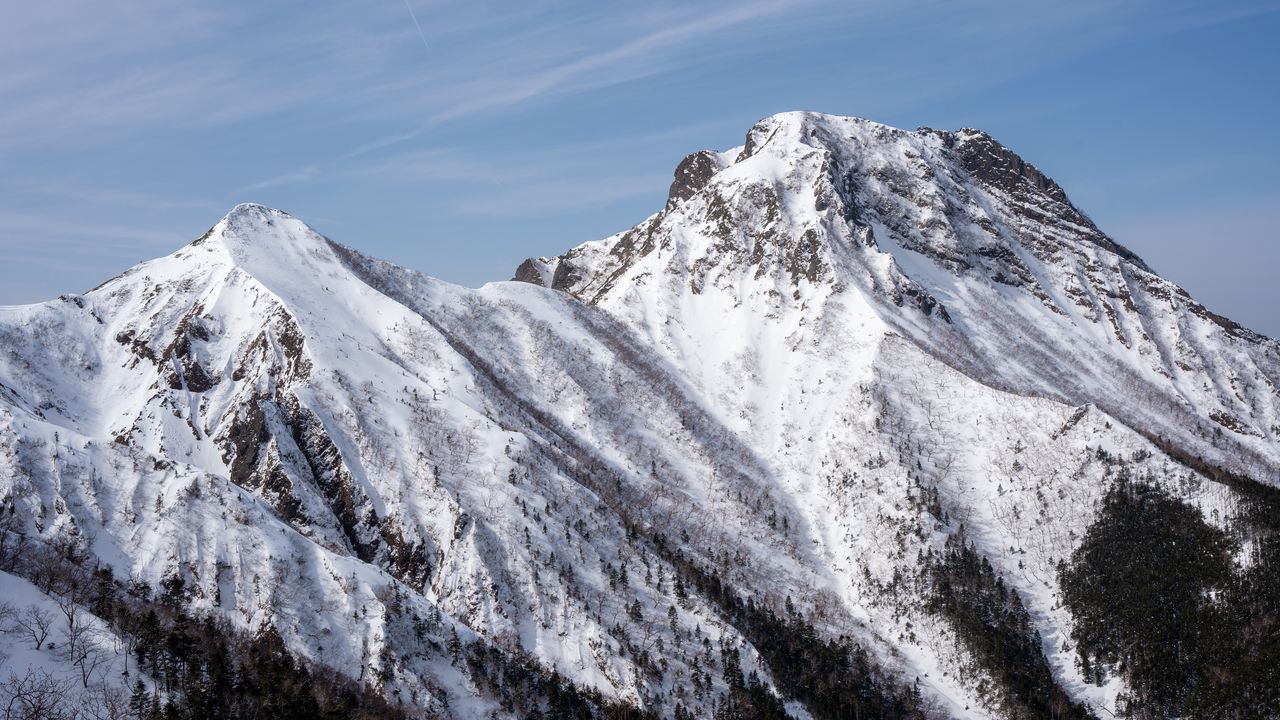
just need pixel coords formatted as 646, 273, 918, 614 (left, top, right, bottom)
666, 150, 730, 207
1, 115, 1278, 719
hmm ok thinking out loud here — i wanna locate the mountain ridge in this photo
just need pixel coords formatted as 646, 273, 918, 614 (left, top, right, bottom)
1, 111, 1277, 719
517, 111, 1279, 485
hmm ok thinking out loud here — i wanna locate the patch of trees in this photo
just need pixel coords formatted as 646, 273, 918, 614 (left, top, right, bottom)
1060, 476, 1280, 718
926, 529, 1094, 720
461, 640, 657, 720
709, 637, 790, 720
0, 522, 660, 720
1190, 519, 1280, 718
652, 533, 926, 720
0, 665, 129, 720
1, 539, 408, 720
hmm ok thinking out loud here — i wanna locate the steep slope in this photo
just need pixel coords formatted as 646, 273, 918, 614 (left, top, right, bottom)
1, 204, 924, 716
522, 112, 1280, 485
513, 112, 1280, 715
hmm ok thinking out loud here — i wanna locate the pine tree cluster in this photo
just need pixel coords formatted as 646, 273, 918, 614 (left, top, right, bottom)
1060, 476, 1280, 718
926, 529, 1094, 720
653, 533, 926, 720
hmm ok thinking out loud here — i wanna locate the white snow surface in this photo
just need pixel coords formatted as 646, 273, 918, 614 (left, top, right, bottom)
0, 112, 1277, 718
0, 570, 136, 710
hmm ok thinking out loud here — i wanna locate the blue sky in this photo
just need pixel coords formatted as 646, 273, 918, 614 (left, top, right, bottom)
3, 0, 1278, 336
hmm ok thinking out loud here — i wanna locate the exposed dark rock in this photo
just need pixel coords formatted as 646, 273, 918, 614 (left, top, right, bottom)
262, 458, 307, 523
174, 359, 218, 393
785, 229, 827, 285
1210, 410, 1260, 436
221, 398, 268, 490
940, 129, 1069, 203
550, 259, 584, 292
282, 398, 381, 562
382, 520, 433, 590
931, 128, 1153, 272
273, 311, 311, 382
1192, 302, 1259, 342
666, 150, 724, 207
189, 223, 219, 247
114, 329, 157, 364
453, 512, 470, 540
737, 120, 779, 162
512, 258, 552, 286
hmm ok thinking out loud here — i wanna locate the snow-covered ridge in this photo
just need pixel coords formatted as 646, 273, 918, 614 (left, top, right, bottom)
1, 111, 1277, 718
521, 110, 1280, 486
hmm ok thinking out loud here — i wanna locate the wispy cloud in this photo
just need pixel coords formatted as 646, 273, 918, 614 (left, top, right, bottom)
401, 0, 433, 54
241, 165, 323, 193
295, 1, 830, 166
2, 0, 1276, 324
5, 0, 1270, 159
271, 119, 734, 216
17, 186, 215, 212
0, 211, 181, 250
422, 1, 816, 125
0, 0, 826, 159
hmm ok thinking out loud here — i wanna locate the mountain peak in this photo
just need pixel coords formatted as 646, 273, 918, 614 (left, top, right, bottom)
226, 201, 284, 218
188, 203, 334, 267
205, 203, 300, 242
80, 201, 357, 330
749, 109, 898, 136
523, 112, 1159, 301
514, 111, 1279, 484
734, 111, 906, 163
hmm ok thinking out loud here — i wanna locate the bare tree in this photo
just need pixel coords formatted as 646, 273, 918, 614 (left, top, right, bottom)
115, 622, 139, 680
81, 683, 129, 720
21, 544, 87, 603
12, 606, 53, 651
63, 623, 109, 690
0, 510, 27, 574
0, 602, 16, 636
53, 594, 80, 647
0, 668, 74, 720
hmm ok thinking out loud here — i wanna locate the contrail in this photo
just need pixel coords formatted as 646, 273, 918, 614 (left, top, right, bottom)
402, 0, 432, 53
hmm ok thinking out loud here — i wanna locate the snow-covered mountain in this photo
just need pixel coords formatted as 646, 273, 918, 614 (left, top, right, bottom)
2, 112, 1277, 719
521, 112, 1279, 483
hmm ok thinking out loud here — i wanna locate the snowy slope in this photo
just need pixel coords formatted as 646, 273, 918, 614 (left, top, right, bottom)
515, 112, 1280, 715
1, 205, 856, 715
0, 570, 135, 713
0, 112, 1276, 719
525, 112, 1280, 485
